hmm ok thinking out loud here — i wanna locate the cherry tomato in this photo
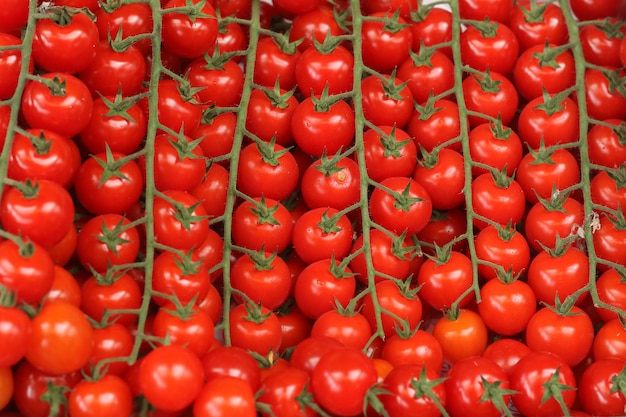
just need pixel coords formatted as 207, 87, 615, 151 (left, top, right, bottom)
433, 309, 488, 363
161, 0, 218, 59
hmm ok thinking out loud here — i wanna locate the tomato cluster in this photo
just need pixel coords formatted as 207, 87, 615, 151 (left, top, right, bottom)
1, 0, 626, 416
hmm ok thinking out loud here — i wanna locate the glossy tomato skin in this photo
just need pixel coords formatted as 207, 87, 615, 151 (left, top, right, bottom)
201, 345, 262, 392
382, 329, 444, 371
295, 258, 356, 319
311, 310, 372, 350
509, 0, 568, 51
474, 225, 531, 282
527, 246, 589, 306
407, 98, 464, 153
587, 119, 626, 168
349, 229, 412, 285
289, 5, 346, 52
361, 11, 413, 74
398, 49, 455, 105
459, 20, 519, 75
467, 122, 523, 178
230, 252, 292, 310
311, 347, 378, 417
80, 272, 142, 327
161, 0, 218, 59
0, 33, 32, 100
185, 56, 244, 107
245, 87, 298, 147
74, 152, 144, 215
410, 7, 453, 57
569, 0, 626, 21
433, 309, 488, 364
228, 302, 282, 356
289, 336, 345, 376
458, 0, 513, 23
191, 163, 229, 220
68, 374, 133, 417
413, 148, 465, 210
513, 43, 575, 101
0, 0, 29, 33
482, 338, 532, 377
583, 69, 626, 121
152, 190, 210, 252
470, 173, 526, 230
0, 239, 55, 306
596, 268, 626, 322
152, 304, 215, 358
381, 364, 446, 417
292, 207, 354, 264
31, 9, 98, 73
509, 351, 577, 417
231, 197, 293, 253
291, 96, 355, 157
193, 375, 257, 417
26, 301, 94, 375
254, 36, 301, 91
525, 305, 595, 367
7, 128, 78, 189
13, 360, 81, 417
139, 345, 204, 412
21, 72, 93, 138
524, 196, 585, 253
478, 278, 537, 336
0, 306, 31, 367
151, 250, 211, 307
593, 215, 626, 270
79, 94, 147, 155
95, 2, 153, 55
445, 356, 513, 417
300, 155, 360, 211
516, 148, 581, 205
86, 323, 134, 376
294, 44, 354, 97
579, 358, 626, 416
462, 71, 519, 127
517, 95, 579, 149
79, 40, 147, 98
258, 367, 316, 417
593, 318, 626, 362
417, 251, 474, 311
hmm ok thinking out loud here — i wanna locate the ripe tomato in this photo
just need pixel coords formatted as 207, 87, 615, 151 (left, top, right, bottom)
527, 245, 589, 306
231, 251, 292, 310
294, 43, 354, 97
416, 208, 469, 255
459, 19, 519, 75
139, 345, 204, 412
300, 153, 360, 210
432, 309, 488, 363
462, 70, 519, 127
79, 40, 146, 98
516, 147, 581, 205
295, 258, 356, 319
512, 43, 576, 101
12, 360, 81, 417
382, 329, 444, 371
236, 141, 299, 201
593, 318, 626, 362
509, 351, 577, 417
593, 215, 626, 270
470, 172, 526, 229
191, 163, 229, 220
0, 0, 29, 33
360, 279, 423, 339
161, 0, 218, 59
258, 367, 316, 417
292, 207, 354, 264
152, 190, 210, 252
509, 0, 568, 51
86, 323, 134, 376
369, 176, 432, 235
95, 2, 153, 55
76, 214, 140, 273
445, 356, 514, 417
361, 125, 417, 183
245, 87, 298, 147
21, 72, 93, 138
68, 374, 133, 417
79, 94, 147, 155
0, 367, 12, 411
458, 0, 513, 23
467, 121, 523, 178
361, 11, 413, 74
152, 303, 215, 358
151, 250, 211, 307
361, 73, 415, 129
291, 95, 355, 157
253, 36, 301, 91
0, 306, 31, 367
524, 194, 585, 253
583, 68, 626, 121
579, 358, 626, 416
526, 305, 595, 367
289, 4, 346, 51
591, 168, 626, 220
228, 302, 282, 356
80, 271, 142, 326
311, 347, 378, 417
570, 0, 626, 22
0, 239, 55, 305
413, 148, 465, 210
398, 48, 455, 105
587, 119, 626, 169
596, 268, 626, 322
407, 98, 464, 153
201, 345, 262, 392
26, 301, 94, 375
193, 375, 257, 417
31, 8, 98, 73
481, 338, 531, 377
475, 225, 530, 282
277, 305, 313, 353
349, 229, 412, 285
517, 93, 579, 149
410, 6, 453, 57
478, 278, 537, 336
311, 310, 372, 350
417, 250, 474, 311
185, 55, 244, 107
231, 197, 293, 253
381, 364, 446, 417
0, 33, 32, 100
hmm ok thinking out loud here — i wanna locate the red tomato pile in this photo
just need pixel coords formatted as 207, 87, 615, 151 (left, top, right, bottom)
1, 0, 626, 416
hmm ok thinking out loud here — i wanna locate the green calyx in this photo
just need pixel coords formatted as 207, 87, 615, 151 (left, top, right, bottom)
248, 196, 282, 226
540, 368, 575, 417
